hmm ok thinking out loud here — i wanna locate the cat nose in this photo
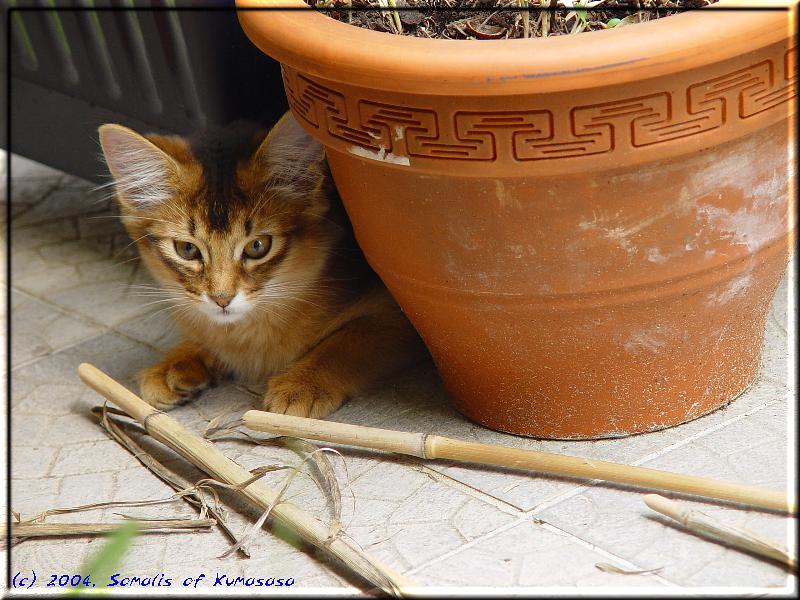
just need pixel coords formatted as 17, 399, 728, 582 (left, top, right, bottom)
212, 294, 234, 308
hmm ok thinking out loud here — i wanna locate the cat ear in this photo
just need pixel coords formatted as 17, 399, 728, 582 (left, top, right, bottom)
254, 112, 328, 199
98, 124, 180, 209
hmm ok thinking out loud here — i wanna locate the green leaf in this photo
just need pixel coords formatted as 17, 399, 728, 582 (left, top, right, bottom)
575, 1, 588, 25
69, 521, 139, 595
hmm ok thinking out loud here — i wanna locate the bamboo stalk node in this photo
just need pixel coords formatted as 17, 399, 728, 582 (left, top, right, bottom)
242, 409, 795, 515
91, 405, 248, 556
142, 410, 167, 432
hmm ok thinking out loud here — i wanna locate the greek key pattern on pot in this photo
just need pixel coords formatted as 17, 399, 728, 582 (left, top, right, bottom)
281, 47, 796, 163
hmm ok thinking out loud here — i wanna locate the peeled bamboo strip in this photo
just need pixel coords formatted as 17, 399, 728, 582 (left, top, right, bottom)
2, 519, 215, 538
78, 363, 414, 597
644, 494, 797, 570
242, 410, 795, 515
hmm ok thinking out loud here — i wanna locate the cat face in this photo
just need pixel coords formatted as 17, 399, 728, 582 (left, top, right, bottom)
99, 114, 339, 326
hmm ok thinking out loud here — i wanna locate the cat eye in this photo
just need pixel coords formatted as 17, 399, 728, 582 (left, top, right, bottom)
174, 240, 201, 261
243, 237, 272, 260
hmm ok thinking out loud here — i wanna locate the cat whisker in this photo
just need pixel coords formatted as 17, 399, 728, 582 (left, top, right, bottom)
112, 256, 142, 268
94, 116, 418, 415
138, 298, 194, 319
129, 289, 173, 296
79, 255, 143, 278
130, 293, 180, 300
90, 180, 118, 192
86, 214, 174, 226
125, 290, 183, 300
253, 299, 310, 323
126, 285, 175, 293
113, 232, 151, 257
272, 275, 355, 285
127, 283, 182, 291
127, 282, 184, 291
259, 285, 320, 296
260, 294, 327, 312
245, 192, 277, 222
251, 302, 294, 328
136, 298, 185, 310
137, 304, 185, 325
259, 284, 336, 302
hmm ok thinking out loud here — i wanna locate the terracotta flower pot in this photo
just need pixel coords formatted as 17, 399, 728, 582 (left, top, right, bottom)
238, 1, 797, 439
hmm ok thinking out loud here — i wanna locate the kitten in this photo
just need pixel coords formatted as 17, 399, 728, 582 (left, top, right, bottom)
98, 113, 425, 418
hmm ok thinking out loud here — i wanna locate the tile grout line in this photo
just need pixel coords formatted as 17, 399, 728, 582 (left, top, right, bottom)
525, 396, 786, 519
411, 461, 529, 516
399, 396, 788, 584
10, 286, 168, 373
386, 394, 786, 528
9, 304, 112, 372
402, 508, 676, 587
12, 286, 117, 331
367, 383, 790, 526
535, 521, 678, 587
403, 512, 529, 577
629, 396, 787, 468
6, 175, 68, 222
11, 333, 112, 373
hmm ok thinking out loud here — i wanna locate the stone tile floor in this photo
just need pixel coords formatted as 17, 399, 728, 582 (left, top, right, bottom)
1, 150, 796, 595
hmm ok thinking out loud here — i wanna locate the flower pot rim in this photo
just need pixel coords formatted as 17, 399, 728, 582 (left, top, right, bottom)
237, 0, 795, 95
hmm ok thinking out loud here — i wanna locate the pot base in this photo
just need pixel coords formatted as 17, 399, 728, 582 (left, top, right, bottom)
386, 242, 788, 439
451, 372, 760, 441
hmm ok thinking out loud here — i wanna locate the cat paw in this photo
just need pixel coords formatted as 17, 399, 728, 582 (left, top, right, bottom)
139, 358, 213, 411
262, 375, 345, 419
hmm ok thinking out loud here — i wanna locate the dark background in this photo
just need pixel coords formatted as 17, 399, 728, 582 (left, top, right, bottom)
1, 1, 289, 183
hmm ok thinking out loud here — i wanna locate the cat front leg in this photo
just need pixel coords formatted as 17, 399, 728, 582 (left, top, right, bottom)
262, 308, 424, 419
139, 341, 223, 410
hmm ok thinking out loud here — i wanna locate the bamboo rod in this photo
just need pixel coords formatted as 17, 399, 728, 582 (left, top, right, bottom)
78, 363, 415, 597
644, 494, 797, 570
242, 410, 796, 515
2, 519, 215, 538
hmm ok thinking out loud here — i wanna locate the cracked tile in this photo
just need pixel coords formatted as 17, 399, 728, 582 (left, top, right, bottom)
438, 307, 791, 514
54, 472, 116, 523
11, 412, 55, 447
6, 178, 64, 220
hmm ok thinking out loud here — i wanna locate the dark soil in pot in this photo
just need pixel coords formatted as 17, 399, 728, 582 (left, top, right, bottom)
306, 0, 719, 39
